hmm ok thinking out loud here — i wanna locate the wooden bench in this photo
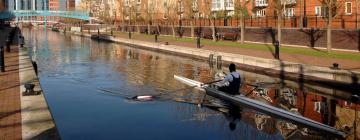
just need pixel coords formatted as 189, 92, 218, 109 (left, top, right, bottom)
221, 32, 238, 41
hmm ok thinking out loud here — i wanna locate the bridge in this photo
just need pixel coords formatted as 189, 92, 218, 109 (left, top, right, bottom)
13, 10, 90, 21
0, 10, 90, 23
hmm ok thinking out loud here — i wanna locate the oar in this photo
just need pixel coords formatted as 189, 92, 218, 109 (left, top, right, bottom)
131, 79, 223, 100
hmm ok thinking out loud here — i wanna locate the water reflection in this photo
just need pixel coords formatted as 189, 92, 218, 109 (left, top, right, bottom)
22, 28, 359, 139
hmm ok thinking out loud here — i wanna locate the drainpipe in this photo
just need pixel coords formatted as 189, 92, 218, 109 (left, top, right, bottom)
356, 0, 358, 29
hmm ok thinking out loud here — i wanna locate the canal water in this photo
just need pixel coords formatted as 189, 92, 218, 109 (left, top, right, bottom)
23, 28, 359, 140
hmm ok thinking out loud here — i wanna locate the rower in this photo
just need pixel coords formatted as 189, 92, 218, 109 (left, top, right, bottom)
218, 63, 241, 95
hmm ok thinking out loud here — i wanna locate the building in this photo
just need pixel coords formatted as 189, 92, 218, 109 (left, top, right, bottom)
48, 0, 66, 11
4, 0, 48, 11
66, 0, 75, 11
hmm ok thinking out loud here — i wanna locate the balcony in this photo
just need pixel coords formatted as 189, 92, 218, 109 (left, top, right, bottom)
254, 0, 268, 8
281, 0, 296, 6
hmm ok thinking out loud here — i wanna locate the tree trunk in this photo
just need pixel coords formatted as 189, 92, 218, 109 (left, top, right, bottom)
277, 14, 282, 46
211, 19, 216, 42
136, 23, 140, 33
171, 23, 176, 38
327, 10, 332, 53
240, 13, 245, 44
156, 24, 160, 34
190, 20, 194, 38
147, 23, 151, 34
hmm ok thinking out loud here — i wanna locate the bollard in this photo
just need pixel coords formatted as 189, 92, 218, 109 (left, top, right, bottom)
88, 28, 90, 34
0, 46, 5, 72
274, 40, 280, 59
97, 28, 100, 36
216, 55, 222, 69
6, 36, 11, 52
20, 36, 24, 48
111, 29, 113, 36
128, 31, 132, 39
155, 34, 158, 42
208, 54, 214, 63
196, 36, 201, 48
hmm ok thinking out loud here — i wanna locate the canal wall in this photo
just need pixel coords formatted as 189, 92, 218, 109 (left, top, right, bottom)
18, 46, 60, 139
66, 30, 360, 92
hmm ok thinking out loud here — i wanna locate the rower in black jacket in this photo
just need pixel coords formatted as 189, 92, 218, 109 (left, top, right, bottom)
218, 63, 241, 95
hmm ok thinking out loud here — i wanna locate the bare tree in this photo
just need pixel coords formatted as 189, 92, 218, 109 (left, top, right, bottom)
164, 0, 178, 37
202, 0, 216, 41
183, 0, 199, 38
143, 0, 157, 34
126, 0, 140, 33
318, 0, 345, 52
234, 0, 250, 44
273, 0, 285, 46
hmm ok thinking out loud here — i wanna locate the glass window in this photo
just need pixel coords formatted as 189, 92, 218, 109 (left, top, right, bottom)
315, 6, 322, 17
345, 2, 352, 15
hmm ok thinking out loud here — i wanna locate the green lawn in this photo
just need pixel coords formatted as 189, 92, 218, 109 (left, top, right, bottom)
106, 31, 360, 61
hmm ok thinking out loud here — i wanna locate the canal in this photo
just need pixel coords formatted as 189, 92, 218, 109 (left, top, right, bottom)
22, 28, 359, 140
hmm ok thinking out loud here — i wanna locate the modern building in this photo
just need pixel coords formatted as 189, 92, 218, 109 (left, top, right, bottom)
4, 0, 48, 11
48, 0, 66, 11
66, 0, 75, 11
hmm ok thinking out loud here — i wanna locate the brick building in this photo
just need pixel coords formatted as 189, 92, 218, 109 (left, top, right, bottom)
121, 0, 360, 29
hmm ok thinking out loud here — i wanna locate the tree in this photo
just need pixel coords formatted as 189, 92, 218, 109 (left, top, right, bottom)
318, 0, 345, 53
183, 0, 199, 38
273, 0, 285, 47
234, 0, 250, 44
202, 0, 216, 41
126, 0, 140, 33
164, 0, 178, 37
143, 0, 157, 34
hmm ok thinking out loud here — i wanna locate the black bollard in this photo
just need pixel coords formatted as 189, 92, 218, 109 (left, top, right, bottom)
97, 28, 100, 36
274, 40, 280, 59
155, 34, 158, 42
6, 36, 11, 52
20, 36, 24, 48
196, 36, 201, 48
111, 29, 113, 36
128, 31, 132, 39
0, 46, 5, 72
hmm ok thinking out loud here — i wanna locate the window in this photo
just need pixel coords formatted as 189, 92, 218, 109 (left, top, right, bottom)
315, 6, 322, 17
254, 9, 266, 17
314, 102, 321, 113
284, 8, 295, 17
345, 2, 352, 15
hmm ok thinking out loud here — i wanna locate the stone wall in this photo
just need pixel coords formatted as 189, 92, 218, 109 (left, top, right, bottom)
120, 25, 360, 51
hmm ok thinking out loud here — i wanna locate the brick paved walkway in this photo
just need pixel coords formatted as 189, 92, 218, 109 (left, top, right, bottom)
0, 46, 21, 139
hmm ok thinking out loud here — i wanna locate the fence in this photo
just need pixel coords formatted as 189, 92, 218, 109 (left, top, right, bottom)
118, 16, 360, 30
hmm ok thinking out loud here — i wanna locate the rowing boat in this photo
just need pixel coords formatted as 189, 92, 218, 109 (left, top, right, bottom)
174, 75, 347, 139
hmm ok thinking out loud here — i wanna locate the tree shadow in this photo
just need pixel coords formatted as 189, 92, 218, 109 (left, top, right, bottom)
299, 28, 324, 51
264, 27, 276, 58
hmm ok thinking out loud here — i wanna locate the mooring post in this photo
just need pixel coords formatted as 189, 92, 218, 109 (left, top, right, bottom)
0, 46, 5, 72
97, 28, 100, 36
19, 36, 24, 48
155, 33, 158, 42
196, 36, 201, 48
6, 36, 11, 52
128, 31, 132, 39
